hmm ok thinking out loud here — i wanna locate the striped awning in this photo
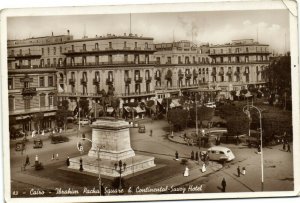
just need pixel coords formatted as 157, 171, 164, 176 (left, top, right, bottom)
134, 106, 146, 113
106, 107, 114, 113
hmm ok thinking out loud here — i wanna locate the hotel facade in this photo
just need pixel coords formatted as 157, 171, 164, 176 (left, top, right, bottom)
7, 32, 270, 131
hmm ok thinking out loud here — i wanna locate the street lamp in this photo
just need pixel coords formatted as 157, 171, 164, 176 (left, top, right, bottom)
114, 160, 127, 189
243, 104, 264, 191
77, 137, 105, 195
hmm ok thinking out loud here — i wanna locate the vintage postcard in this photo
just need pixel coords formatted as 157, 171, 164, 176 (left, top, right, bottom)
0, 0, 299, 202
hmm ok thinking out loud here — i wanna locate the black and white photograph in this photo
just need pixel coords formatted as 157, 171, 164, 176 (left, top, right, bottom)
1, 0, 299, 202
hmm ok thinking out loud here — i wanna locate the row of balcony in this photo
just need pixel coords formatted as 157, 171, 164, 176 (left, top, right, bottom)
66, 61, 155, 67
64, 47, 155, 54
57, 91, 156, 98
209, 51, 270, 56
67, 77, 150, 86
210, 60, 270, 65
8, 53, 42, 58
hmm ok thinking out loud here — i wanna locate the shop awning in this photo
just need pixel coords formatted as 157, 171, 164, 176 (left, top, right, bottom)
124, 106, 132, 112
134, 106, 146, 113
157, 98, 163, 104
106, 107, 114, 113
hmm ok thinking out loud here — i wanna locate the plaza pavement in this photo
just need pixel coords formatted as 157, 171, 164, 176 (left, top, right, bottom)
9, 118, 294, 195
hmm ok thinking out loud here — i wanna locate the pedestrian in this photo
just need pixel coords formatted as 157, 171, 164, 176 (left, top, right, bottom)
79, 158, 83, 171
237, 166, 241, 177
66, 156, 70, 166
82, 133, 86, 139
51, 154, 55, 160
191, 151, 195, 160
35, 155, 39, 166
24, 155, 30, 169
56, 153, 59, 160
175, 151, 179, 161
201, 163, 206, 173
287, 143, 291, 152
257, 144, 261, 154
150, 129, 153, 137
221, 178, 226, 192
283, 141, 286, 151
183, 166, 189, 177
195, 151, 199, 161
242, 167, 246, 175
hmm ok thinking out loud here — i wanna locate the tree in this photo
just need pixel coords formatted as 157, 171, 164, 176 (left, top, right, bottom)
111, 97, 120, 118
189, 106, 214, 126
146, 100, 155, 116
226, 114, 249, 136
56, 109, 72, 131
167, 108, 189, 131
32, 112, 44, 133
127, 101, 139, 119
78, 99, 89, 117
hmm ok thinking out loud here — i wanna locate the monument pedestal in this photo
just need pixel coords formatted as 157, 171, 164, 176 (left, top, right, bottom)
68, 118, 155, 177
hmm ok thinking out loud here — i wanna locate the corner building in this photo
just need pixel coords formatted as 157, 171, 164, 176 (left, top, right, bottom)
7, 34, 73, 131
208, 39, 270, 98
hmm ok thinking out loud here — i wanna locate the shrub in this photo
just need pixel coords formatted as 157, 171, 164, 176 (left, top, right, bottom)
181, 159, 188, 165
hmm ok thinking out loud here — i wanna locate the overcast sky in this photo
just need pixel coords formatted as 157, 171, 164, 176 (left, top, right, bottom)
7, 9, 289, 54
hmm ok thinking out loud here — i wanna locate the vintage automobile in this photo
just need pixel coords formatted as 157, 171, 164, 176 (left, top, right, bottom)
15, 141, 25, 151
33, 138, 43, 149
138, 125, 146, 133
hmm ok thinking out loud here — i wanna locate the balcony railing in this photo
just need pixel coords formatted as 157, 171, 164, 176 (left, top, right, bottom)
218, 71, 224, 76
123, 47, 131, 50
80, 78, 88, 85
59, 78, 64, 83
22, 87, 37, 95
106, 78, 114, 85
145, 76, 152, 83
135, 77, 143, 83
93, 78, 100, 85
66, 61, 156, 67
165, 75, 172, 80
185, 73, 192, 79
154, 75, 161, 80
134, 47, 141, 50
178, 73, 184, 79
69, 78, 76, 85
120, 91, 155, 97
124, 77, 132, 83
193, 73, 198, 78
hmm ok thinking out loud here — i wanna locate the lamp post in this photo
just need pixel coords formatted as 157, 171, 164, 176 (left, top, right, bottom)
195, 93, 198, 136
114, 160, 127, 189
77, 137, 105, 195
243, 104, 264, 191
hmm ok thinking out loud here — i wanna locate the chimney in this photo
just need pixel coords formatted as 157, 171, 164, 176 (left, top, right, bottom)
52, 32, 53, 36
67, 30, 70, 35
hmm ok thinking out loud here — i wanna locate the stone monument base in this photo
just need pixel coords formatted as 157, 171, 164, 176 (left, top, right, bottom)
69, 154, 155, 177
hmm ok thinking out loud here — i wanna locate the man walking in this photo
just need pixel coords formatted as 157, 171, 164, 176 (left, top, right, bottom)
24, 155, 30, 169
287, 142, 291, 152
237, 166, 241, 177
221, 178, 226, 192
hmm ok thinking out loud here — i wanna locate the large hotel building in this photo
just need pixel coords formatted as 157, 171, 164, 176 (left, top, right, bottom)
7, 32, 270, 131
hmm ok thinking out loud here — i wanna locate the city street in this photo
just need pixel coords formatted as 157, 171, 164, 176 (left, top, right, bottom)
10, 118, 293, 196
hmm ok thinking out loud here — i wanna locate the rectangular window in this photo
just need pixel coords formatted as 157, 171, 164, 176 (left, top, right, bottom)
8, 78, 13, 90
39, 77, 45, 87
53, 58, 57, 66
60, 46, 62, 53
109, 42, 112, 48
42, 48, 44, 54
40, 95, 45, 107
48, 47, 50, 54
48, 76, 53, 87
49, 95, 53, 106
24, 99, 30, 109
9, 97, 14, 110
53, 47, 56, 55
47, 59, 50, 66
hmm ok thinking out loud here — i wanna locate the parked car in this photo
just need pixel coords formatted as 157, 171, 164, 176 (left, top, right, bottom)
33, 138, 43, 149
205, 102, 216, 108
138, 125, 146, 133
78, 118, 90, 125
206, 146, 235, 162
